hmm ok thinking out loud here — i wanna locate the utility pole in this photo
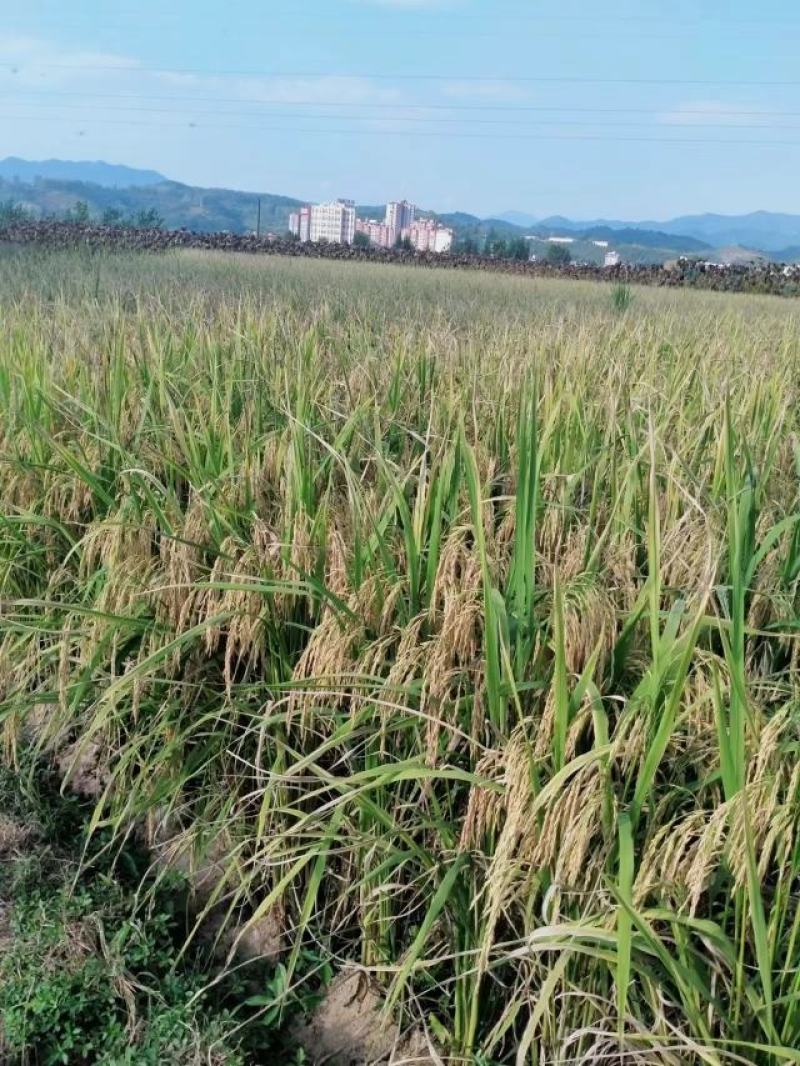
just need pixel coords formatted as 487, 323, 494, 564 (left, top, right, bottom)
256, 197, 262, 238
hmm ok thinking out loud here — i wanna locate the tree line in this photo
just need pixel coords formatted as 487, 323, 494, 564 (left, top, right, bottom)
452, 231, 572, 264
0, 198, 164, 230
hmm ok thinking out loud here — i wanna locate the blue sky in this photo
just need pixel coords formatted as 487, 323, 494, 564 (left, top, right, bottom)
2, 0, 800, 219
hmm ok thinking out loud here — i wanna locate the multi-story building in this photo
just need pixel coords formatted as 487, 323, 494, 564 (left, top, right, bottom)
309, 199, 356, 245
604, 250, 621, 268
385, 200, 416, 242
432, 226, 453, 254
289, 207, 312, 242
408, 220, 433, 252
293, 198, 451, 253
355, 218, 395, 248
408, 218, 454, 254
299, 206, 311, 243
298, 207, 310, 243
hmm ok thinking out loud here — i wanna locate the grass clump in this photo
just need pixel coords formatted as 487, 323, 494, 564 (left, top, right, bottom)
1, 249, 800, 1063
611, 281, 633, 311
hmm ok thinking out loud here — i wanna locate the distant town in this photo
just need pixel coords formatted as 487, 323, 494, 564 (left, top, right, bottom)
289, 198, 455, 254
4, 159, 800, 269
288, 197, 626, 265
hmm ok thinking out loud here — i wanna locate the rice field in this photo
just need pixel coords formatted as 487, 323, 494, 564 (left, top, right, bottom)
2, 247, 800, 1064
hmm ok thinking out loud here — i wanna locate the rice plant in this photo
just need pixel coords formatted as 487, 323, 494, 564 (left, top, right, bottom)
2, 247, 800, 1063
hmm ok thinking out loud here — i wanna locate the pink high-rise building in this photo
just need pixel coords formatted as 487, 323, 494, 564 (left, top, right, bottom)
408, 218, 453, 253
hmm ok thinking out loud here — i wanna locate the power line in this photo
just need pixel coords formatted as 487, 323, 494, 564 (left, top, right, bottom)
7, 9, 800, 26
0, 110, 797, 147
3, 89, 800, 119
3, 98, 800, 132
3, 63, 800, 88
0, 23, 794, 44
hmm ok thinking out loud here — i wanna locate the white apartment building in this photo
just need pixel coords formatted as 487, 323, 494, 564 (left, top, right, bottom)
299, 206, 311, 243
301, 199, 355, 245
604, 250, 621, 267
432, 227, 453, 253
310, 200, 356, 245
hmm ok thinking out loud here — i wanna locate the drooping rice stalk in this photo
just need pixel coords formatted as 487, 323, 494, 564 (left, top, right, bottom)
1, 247, 800, 1062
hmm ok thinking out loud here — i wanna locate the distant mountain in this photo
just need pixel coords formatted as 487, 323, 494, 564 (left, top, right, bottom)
536, 215, 604, 232
528, 211, 800, 255
774, 246, 800, 263
577, 226, 709, 253
443, 209, 707, 253
643, 212, 800, 254
713, 246, 768, 266
434, 214, 533, 242
496, 210, 538, 228
0, 157, 167, 188
436, 211, 489, 228
0, 175, 303, 234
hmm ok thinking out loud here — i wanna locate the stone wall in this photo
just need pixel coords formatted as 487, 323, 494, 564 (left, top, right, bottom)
3, 221, 799, 297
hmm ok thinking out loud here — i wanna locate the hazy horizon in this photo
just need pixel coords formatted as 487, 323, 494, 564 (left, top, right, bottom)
5, 154, 800, 227
2, 1, 800, 219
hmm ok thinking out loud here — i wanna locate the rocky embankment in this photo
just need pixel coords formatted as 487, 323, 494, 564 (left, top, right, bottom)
3, 220, 800, 296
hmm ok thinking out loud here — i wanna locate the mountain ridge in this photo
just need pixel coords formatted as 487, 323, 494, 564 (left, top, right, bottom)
0, 157, 167, 188
516, 211, 800, 254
